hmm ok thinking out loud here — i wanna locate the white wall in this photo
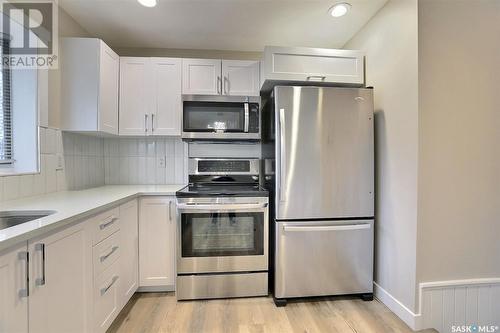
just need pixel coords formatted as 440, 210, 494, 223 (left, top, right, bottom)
417, 0, 500, 285
344, 0, 419, 314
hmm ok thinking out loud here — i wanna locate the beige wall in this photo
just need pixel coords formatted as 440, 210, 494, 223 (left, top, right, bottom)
417, 0, 500, 282
48, 6, 91, 128
344, 0, 419, 312
115, 47, 261, 60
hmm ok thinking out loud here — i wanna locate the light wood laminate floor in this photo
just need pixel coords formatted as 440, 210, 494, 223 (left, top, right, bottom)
108, 293, 436, 333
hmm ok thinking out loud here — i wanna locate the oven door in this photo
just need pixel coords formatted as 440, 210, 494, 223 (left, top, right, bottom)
177, 197, 268, 274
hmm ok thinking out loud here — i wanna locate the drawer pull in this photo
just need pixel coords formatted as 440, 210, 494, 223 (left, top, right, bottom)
101, 275, 118, 296
100, 246, 119, 262
99, 216, 118, 230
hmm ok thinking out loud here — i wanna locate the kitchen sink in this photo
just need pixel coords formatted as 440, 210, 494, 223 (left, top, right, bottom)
0, 210, 56, 231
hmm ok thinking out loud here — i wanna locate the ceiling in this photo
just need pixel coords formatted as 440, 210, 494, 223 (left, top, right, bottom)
59, 0, 388, 52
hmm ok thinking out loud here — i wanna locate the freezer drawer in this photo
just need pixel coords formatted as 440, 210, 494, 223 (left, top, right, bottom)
274, 220, 373, 299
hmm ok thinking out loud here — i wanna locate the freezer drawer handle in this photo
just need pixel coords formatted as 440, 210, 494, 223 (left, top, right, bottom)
283, 224, 371, 232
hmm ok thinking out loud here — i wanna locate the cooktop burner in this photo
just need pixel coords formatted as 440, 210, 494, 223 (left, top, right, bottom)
176, 183, 268, 198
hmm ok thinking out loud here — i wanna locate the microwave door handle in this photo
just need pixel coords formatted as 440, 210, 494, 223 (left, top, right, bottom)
244, 103, 249, 133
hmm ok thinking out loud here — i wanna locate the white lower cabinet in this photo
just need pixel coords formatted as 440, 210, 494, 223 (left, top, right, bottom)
1, 197, 163, 333
0, 243, 29, 333
93, 261, 121, 333
139, 197, 176, 289
28, 221, 92, 333
118, 200, 139, 306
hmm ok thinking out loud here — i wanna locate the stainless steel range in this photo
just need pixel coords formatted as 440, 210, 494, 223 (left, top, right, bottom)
176, 158, 269, 300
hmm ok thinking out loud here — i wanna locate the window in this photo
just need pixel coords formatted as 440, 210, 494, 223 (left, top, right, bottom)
0, 35, 12, 164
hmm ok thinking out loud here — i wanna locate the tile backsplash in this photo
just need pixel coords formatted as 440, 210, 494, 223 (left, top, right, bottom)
0, 127, 67, 202
103, 137, 187, 185
62, 132, 106, 190
0, 128, 188, 203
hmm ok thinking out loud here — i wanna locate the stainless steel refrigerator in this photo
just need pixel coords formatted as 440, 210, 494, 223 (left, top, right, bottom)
262, 86, 374, 306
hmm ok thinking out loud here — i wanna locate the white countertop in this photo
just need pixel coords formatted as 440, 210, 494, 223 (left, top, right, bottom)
0, 185, 186, 251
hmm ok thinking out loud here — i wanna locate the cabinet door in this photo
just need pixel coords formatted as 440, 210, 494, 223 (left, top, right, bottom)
119, 200, 138, 306
28, 222, 92, 333
151, 58, 182, 136
119, 57, 150, 135
0, 243, 29, 333
98, 41, 119, 135
139, 197, 176, 288
222, 60, 260, 96
182, 58, 221, 95
262, 46, 364, 87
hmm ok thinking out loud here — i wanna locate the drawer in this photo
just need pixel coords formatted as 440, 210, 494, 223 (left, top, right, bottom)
94, 261, 120, 333
93, 231, 120, 278
274, 220, 374, 299
91, 207, 120, 245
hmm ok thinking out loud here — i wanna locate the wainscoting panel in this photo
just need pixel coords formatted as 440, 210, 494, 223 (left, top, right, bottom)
420, 280, 500, 332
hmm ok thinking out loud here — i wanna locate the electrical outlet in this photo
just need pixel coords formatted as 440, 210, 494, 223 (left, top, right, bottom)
158, 156, 166, 168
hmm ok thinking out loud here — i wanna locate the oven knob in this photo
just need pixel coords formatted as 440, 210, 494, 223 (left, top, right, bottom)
252, 176, 259, 181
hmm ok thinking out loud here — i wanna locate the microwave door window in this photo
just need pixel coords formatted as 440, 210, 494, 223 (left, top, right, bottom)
181, 212, 264, 257
183, 102, 245, 132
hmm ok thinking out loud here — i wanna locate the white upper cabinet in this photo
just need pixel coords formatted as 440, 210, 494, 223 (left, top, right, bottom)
151, 58, 182, 136
61, 38, 119, 135
183, 58, 260, 96
0, 243, 29, 333
222, 60, 260, 96
182, 58, 222, 95
119, 57, 182, 136
119, 57, 150, 136
261, 46, 364, 92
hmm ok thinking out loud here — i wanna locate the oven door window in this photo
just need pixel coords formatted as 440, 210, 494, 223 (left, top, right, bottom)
183, 102, 245, 133
181, 212, 264, 257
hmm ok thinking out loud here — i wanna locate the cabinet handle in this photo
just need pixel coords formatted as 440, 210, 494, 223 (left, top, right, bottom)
145, 114, 148, 133
99, 216, 118, 230
18, 251, 29, 298
223, 76, 228, 95
244, 103, 249, 133
35, 243, 46, 286
100, 275, 118, 296
306, 75, 327, 81
169, 201, 172, 221
217, 76, 222, 95
151, 113, 155, 132
100, 246, 119, 262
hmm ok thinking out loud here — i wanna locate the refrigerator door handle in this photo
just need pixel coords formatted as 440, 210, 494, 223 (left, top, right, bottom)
279, 108, 286, 202
283, 224, 371, 232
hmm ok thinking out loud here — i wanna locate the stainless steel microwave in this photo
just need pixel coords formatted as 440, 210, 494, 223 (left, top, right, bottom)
181, 95, 260, 140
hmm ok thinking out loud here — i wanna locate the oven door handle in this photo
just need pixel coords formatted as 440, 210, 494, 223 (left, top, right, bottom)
177, 203, 268, 211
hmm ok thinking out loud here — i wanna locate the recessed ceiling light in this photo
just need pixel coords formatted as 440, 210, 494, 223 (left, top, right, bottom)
329, 2, 351, 17
138, 0, 157, 8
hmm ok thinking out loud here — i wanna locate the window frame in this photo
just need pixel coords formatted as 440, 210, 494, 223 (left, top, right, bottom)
0, 34, 13, 165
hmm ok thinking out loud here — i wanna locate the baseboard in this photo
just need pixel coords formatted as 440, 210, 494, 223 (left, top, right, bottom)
373, 282, 421, 331
137, 285, 175, 292
418, 278, 500, 332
